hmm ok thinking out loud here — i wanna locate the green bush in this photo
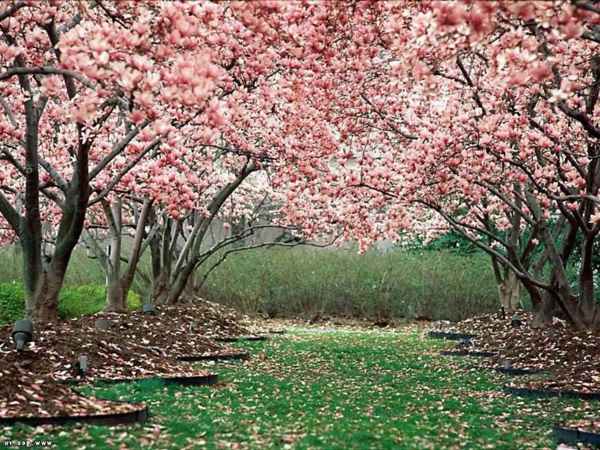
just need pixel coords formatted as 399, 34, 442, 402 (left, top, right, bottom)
0, 282, 142, 324
197, 247, 500, 321
58, 285, 142, 320
0, 282, 26, 323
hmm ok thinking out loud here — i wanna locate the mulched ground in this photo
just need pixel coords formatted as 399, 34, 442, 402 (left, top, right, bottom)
447, 312, 600, 394
71, 296, 266, 354
0, 321, 218, 383
1, 297, 265, 383
0, 360, 144, 419
0, 297, 263, 421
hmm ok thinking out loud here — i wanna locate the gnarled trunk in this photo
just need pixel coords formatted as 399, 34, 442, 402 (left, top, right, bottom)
25, 267, 63, 323
531, 291, 555, 329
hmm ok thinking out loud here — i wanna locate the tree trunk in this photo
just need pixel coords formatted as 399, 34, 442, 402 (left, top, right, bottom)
579, 235, 597, 325
166, 263, 194, 305
531, 291, 555, 329
182, 272, 196, 299
497, 272, 520, 311
104, 272, 126, 312
25, 266, 63, 323
152, 266, 171, 304
151, 216, 173, 305
120, 198, 153, 303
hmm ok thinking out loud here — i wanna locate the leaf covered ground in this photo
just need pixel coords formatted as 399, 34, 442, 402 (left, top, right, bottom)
2, 328, 599, 449
453, 312, 600, 394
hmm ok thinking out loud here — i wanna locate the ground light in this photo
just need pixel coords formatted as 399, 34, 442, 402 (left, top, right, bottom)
95, 319, 110, 329
12, 319, 33, 351
74, 355, 88, 377
142, 304, 156, 315
511, 314, 522, 328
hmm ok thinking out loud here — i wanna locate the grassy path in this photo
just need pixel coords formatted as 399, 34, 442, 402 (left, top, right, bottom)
2, 328, 599, 449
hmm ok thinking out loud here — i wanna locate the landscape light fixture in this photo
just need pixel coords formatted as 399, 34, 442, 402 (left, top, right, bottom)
503, 359, 512, 370
510, 314, 522, 328
434, 321, 442, 330
95, 319, 110, 330
74, 355, 88, 377
459, 339, 476, 352
498, 306, 506, 320
142, 304, 156, 316
189, 323, 197, 331
12, 319, 33, 351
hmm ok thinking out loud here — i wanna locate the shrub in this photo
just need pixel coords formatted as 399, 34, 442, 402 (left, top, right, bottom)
0, 283, 142, 324
197, 247, 500, 321
0, 282, 26, 323
58, 285, 142, 320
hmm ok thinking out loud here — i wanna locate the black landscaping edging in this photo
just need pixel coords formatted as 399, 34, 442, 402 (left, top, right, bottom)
215, 336, 268, 343
0, 402, 148, 427
494, 367, 550, 376
553, 423, 600, 447
65, 373, 219, 387
505, 385, 600, 400
440, 350, 498, 357
177, 352, 250, 362
427, 332, 477, 340
97, 374, 219, 387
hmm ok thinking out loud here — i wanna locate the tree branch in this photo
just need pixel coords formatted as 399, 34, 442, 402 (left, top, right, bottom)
0, 67, 96, 90
88, 136, 160, 206
88, 119, 151, 181
0, 2, 26, 22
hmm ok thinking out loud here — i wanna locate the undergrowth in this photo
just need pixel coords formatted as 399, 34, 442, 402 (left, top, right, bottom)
0, 283, 142, 324
198, 247, 499, 321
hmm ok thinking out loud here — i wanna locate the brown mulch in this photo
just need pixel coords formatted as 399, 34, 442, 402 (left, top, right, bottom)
70, 296, 264, 341
0, 322, 216, 383
0, 360, 144, 419
0, 297, 263, 384
560, 418, 600, 433
447, 312, 600, 393
0, 297, 261, 421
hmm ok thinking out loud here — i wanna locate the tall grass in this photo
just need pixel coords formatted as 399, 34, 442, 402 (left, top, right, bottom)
197, 247, 499, 321
0, 244, 500, 321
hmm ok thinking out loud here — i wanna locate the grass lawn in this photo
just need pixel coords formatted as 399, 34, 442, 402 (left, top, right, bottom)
2, 328, 598, 449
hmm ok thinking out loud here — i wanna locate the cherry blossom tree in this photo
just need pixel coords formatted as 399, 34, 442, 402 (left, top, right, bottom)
0, 0, 365, 320
296, 0, 600, 330
0, 0, 308, 321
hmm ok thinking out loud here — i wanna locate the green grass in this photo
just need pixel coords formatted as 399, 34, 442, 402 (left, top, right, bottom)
0, 283, 143, 324
2, 329, 598, 449
0, 245, 151, 298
